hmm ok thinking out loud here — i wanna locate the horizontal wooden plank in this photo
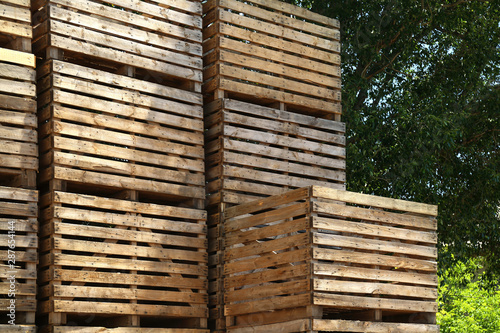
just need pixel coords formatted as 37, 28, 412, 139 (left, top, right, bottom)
224, 187, 308, 219
47, 165, 205, 198
313, 216, 437, 244
0, 93, 36, 111
313, 248, 437, 272
0, 4, 31, 23
0, 124, 36, 142
0, 299, 35, 311
313, 201, 437, 230
313, 233, 437, 258
225, 279, 309, 303
0, 18, 31, 38
0, 78, 35, 97
0, 283, 35, 296
222, 99, 345, 132
0, 218, 37, 232
0, 153, 37, 170
0, 201, 37, 217
49, 269, 207, 289
225, 293, 310, 316
0, 47, 34, 67
1, 0, 31, 8
0, 63, 35, 81
313, 319, 439, 332
225, 248, 310, 275
48, 300, 207, 317
312, 186, 438, 216
314, 279, 437, 299
0, 110, 36, 127
48, 121, 203, 158
51, 60, 202, 105
225, 202, 308, 233
52, 222, 206, 249
50, 151, 203, 186
225, 231, 308, 261
0, 234, 37, 248
314, 292, 437, 312
52, 285, 206, 303
313, 263, 437, 286
0, 186, 37, 201
52, 207, 205, 235
52, 191, 206, 220
225, 217, 308, 246
53, 328, 209, 333
0, 249, 36, 262
44, 253, 206, 276
222, 165, 344, 191
227, 319, 310, 333
225, 263, 309, 289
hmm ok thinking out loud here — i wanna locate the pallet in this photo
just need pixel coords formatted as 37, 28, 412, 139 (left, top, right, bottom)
203, 0, 341, 116
38, 190, 208, 331
0, 186, 38, 330
48, 328, 209, 333
222, 186, 439, 331
37, 59, 205, 202
32, 0, 202, 89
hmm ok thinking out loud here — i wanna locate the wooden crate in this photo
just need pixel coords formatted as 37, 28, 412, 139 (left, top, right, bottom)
0, 47, 37, 189
222, 186, 439, 332
205, 98, 346, 209
0, 186, 38, 331
204, 98, 345, 331
203, 0, 341, 116
32, 0, 202, 89
37, 59, 205, 202
38, 190, 208, 331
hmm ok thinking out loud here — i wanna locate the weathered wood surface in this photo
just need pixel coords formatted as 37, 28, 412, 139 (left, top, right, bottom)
38, 191, 208, 323
0, 60, 37, 180
0, 186, 38, 326
222, 186, 439, 330
37, 60, 205, 199
203, 0, 341, 114
32, 0, 202, 85
205, 99, 345, 208
52, 328, 209, 333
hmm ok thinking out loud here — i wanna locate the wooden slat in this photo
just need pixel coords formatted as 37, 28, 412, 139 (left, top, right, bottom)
225, 293, 310, 316
312, 186, 438, 217
313, 292, 437, 312
0, 48, 32, 68
313, 263, 437, 286
313, 319, 439, 332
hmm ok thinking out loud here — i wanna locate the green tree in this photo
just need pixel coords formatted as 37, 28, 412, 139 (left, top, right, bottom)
438, 256, 500, 332
304, 0, 500, 273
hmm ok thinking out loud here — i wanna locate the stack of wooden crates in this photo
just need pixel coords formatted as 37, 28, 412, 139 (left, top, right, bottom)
202, 0, 438, 332
32, 0, 208, 332
0, 1, 38, 331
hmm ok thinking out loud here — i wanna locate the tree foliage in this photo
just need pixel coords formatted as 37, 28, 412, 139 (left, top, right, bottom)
438, 256, 500, 332
300, 0, 500, 273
